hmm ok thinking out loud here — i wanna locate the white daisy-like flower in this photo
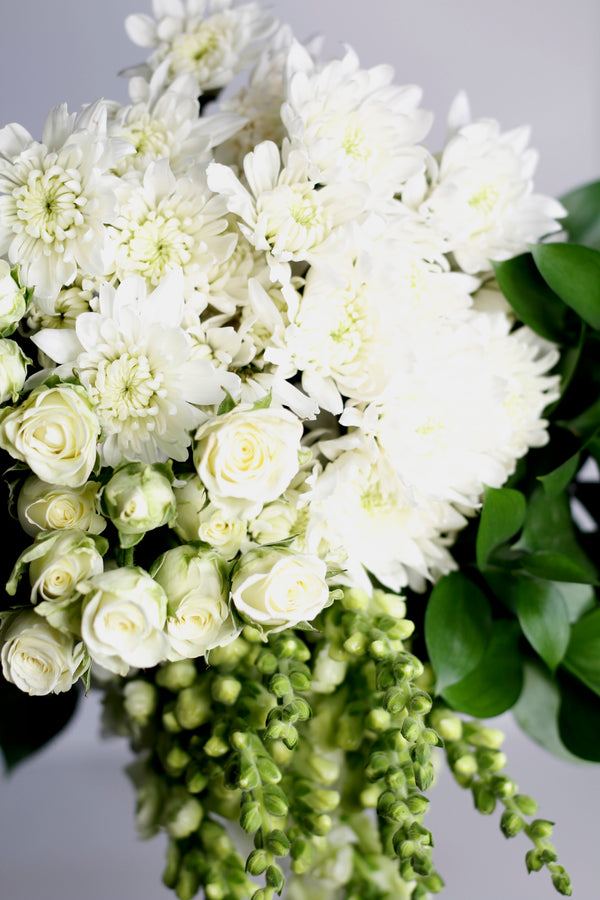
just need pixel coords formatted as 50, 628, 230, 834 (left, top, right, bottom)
125, 0, 277, 94
207, 140, 368, 279
282, 43, 432, 197
422, 92, 565, 274
307, 437, 465, 593
110, 63, 245, 177
32, 270, 240, 466
110, 158, 234, 296
0, 101, 130, 305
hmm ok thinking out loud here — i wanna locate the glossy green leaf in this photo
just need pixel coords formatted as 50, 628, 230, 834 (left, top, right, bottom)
441, 621, 523, 718
538, 451, 581, 496
514, 662, 586, 763
558, 670, 600, 762
559, 179, 600, 250
424, 572, 492, 694
493, 253, 568, 342
0, 679, 79, 771
519, 551, 598, 584
532, 243, 600, 330
476, 486, 526, 570
563, 607, 600, 697
513, 577, 570, 671
519, 488, 597, 578
556, 582, 596, 623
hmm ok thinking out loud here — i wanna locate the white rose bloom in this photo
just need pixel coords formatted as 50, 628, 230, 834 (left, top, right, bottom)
79, 567, 168, 676
171, 473, 207, 543
0, 338, 28, 404
33, 270, 240, 466
282, 43, 432, 197
0, 101, 130, 305
231, 547, 330, 632
15, 529, 105, 605
152, 545, 238, 660
0, 260, 26, 333
197, 503, 247, 559
193, 404, 303, 518
18, 476, 105, 537
0, 610, 87, 696
0, 383, 100, 487
125, 0, 277, 95
422, 93, 565, 274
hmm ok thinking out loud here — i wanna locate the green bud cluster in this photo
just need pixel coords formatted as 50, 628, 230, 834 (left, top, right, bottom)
434, 706, 572, 896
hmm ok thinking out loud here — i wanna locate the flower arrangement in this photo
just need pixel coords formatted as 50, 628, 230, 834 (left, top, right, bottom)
1, 2, 600, 898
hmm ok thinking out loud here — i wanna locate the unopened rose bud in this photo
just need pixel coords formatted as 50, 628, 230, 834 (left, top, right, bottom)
123, 679, 157, 724
156, 660, 197, 692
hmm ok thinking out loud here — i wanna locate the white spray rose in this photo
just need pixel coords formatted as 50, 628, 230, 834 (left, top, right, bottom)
79, 567, 168, 676
0, 610, 87, 695
152, 545, 239, 661
101, 462, 176, 547
17, 476, 105, 537
0, 383, 100, 487
193, 405, 303, 517
0, 338, 28, 404
231, 547, 330, 632
197, 503, 247, 560
0, 261, 26, 334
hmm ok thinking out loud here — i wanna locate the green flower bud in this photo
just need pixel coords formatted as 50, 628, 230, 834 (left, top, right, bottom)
165, 787, 203, 839
453, 754, 478, 777
490, 774, 517, 797
211, 675, 242, 705
344, 632, 368, 655
406, 793, 430, 816
384, 684, 411, 714
422, 873, 445, 894
176, 862, 201, 900
429, 708, 463, 742
204, 735, 229, 757
306, 813, 332, 836
500, 810, 524, 838
185, 763, 209, 795
472, 782, 496, 815
246, 849, 268, 876
360, 784, 381, 807
539, 844, 558, 864
366, 707, 391, 731
176, 684, 212, 730
310, 788, 340, 814
269, 673, 292, 697
529, 818, 554, 840
266, 864, 285, 893
409, 690, 433, 716
266, 829, 291, 857
341, 587, 370, 611
386, 767, 407, 793
256, 756, 282, 784
269, 740, 294, 767
284, 698, 311, 722
240, 800, 262, 834
463, 721, 505, 749
513, 793, 538, 816
421, 727, 442, 746
123, 679, 157, 724
414, 762, 435, 791
156, 659, 198, 692
551, 867, 572, 895
158, 736, 191, 777
163, 839, 181, 889
162, 705, 182, 733
102, 462, 175, 543
306, 752, 340, 785
263, 785, 289, 817
366, 751, 391, 781
256, 651, 279, 674
288, 667, 311, 692
525, 849, 544, 872
290, 837, 313, 873
476, 748, 507, 772
401, 717, 421, 743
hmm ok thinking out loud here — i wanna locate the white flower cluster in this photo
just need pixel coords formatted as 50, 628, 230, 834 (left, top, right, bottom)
0, 1, 562, 695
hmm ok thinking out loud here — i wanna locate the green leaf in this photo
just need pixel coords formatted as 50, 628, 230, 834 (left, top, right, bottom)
563, 607, 600, 697
557, 670, 600, 762
513, 577, 570, 671
493, 253, 568, 342
0, 679, 79, 771
441, 620, 523, 717
559, 179, 600, 250
555, 582, 596, 623
476, 486, 526, 570
519, 551, 598, 584
514, 662, 587, 763
531, 243, 600, 330
538, 451, 581, 497
519, 487, 597, 578
424, 572, 492, 694
217, 390, 236, 416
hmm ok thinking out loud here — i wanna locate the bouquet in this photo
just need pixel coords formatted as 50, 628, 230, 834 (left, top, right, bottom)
1, 1, 599, 897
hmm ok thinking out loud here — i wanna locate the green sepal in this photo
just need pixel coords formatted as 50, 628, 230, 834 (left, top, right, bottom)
252, 392, 272, 410
424, 571, 492, 694
217, 390, 237, 416
441, 620, 523, 717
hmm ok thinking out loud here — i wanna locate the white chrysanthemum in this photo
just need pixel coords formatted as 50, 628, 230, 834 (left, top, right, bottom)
110, 65, 244, 177
422, 93, 565, 274
207, 140, 368, 278
33, 270, 239, 466
308, 438, 463, 593
110, 159, 234, 299
27, 281, 93, 333
282, 43, 432, 197
0, 102, 129, 305
125, 0, 276, 94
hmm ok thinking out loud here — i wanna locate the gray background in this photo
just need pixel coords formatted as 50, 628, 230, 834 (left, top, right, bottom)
1, 2, 599, 899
